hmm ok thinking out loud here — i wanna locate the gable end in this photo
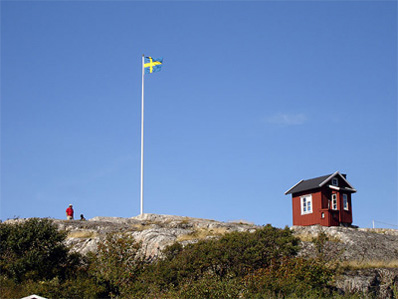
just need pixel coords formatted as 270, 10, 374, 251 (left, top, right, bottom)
319, 171, 356, 190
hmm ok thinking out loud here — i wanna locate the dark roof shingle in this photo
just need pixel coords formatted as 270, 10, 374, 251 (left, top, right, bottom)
285, 173, 332, 195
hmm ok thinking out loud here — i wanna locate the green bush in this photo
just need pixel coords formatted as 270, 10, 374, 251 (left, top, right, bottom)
170, 273, 243, 299
146, 225, 299, 291
0, 218, 107, 298
0, 275, 107, 299
88, 233, 144, 298
243, 257, 335, 298
0, 218, 71, 282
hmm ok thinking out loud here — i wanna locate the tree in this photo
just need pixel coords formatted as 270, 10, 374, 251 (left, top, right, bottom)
149, 225, 300, 290
88, 233, 144, 298
0, 218, 72, 282
243, 257, 335, 298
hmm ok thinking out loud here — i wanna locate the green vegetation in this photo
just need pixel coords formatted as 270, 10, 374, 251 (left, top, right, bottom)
0, 218, 105, 298
0, 219, 384, 298
87, 233, 144, 297
0, 218, 72, 282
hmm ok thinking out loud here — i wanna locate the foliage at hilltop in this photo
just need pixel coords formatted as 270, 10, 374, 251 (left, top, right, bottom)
1, 219, 372, 299
146, 225, 299, 288
88, 233, 144, 297
0, 218, 72, 282
121, 226, 335, 298
0, 218, 105, 298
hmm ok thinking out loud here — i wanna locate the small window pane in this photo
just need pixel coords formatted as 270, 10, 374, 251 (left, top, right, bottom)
331, 194, 337, 210
343, 194, 348, 210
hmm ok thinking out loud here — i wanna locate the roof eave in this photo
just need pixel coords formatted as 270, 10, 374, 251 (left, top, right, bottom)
284, 180, 304, 195
344, 187, 357, 193
328, 185, 357, 193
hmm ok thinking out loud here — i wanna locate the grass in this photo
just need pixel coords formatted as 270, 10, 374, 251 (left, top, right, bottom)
129, 220, 166, 231
67, 230, 97, 239
179, 218, 191, 225
295, 233, 316, 242
366, 228, 398, 235
130, 223, 156, 231
177, 227, 229, 242
341, 259, 398, 269
295, 232, 341, 243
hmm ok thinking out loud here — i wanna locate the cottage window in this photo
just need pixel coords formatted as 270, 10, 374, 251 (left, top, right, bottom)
343, 194, 348, 210
331, 194, 337, 210
300, 195, 313, 215
332, 178, 338, 186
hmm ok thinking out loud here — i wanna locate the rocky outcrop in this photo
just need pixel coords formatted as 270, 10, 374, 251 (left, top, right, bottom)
56, 213, 257, 258
292, 225, 398, 263
5, 215, 398, 298
292, 225, 398, 298
57, 216, 398, 298
335, 268, 398, 298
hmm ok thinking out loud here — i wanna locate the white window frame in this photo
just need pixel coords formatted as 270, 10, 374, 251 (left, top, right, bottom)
332, 178, 338, 186
331, 194, 337, 210
300, 195, 313, 215
343, 194, 349, 210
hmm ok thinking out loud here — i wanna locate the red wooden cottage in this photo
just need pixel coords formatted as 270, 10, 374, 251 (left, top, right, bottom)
285, 171, 357, 227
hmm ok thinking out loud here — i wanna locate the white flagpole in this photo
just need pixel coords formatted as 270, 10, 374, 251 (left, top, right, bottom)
140, 54, 145, 215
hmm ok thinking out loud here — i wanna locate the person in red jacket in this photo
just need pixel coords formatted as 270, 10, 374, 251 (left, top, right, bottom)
66, 204, 74, 220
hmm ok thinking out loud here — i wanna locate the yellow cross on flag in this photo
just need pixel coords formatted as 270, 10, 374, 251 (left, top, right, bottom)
144, 57, 163, 74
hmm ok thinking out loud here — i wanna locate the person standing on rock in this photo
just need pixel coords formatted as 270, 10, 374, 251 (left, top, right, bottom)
66, 204, 74, 220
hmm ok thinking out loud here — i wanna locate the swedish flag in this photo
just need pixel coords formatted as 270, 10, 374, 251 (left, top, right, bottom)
144, 57, 163, 74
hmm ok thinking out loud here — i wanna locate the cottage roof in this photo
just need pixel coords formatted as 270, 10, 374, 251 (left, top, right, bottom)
284, 171, 356, 195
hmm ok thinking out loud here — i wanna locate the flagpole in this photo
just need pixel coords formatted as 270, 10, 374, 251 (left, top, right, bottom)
140, 54, 145, 216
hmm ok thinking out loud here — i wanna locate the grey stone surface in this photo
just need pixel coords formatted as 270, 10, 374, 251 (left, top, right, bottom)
51, 213, 257, 258
292, 225, 398, 263
5, 216, 398, 298
292, 225, 398, 298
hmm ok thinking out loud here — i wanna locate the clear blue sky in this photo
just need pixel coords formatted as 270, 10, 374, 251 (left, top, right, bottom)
1, 1, 397, 228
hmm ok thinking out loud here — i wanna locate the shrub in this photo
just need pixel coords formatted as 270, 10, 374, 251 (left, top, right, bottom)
170, 273, 243, 299
0, 218, 71, 282
0, 218, 104, 298
148, 225, 300, 289
0, 275, 107, 299
243, 257, 335, 298
88, 233, 144, 298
